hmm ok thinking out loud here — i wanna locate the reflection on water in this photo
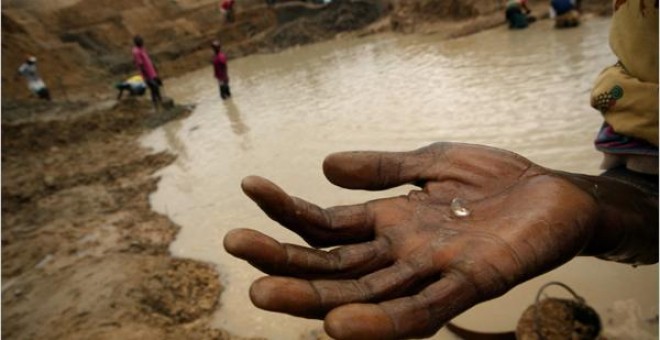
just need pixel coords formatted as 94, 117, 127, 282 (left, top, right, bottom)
141, 17, 658, 339
163, 119, 191, 168
225, 100, 249, 137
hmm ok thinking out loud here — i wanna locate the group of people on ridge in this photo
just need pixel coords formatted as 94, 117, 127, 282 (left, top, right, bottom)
121, 35, 231, 110
17, 4, 233, 109
17, 34, 232, 110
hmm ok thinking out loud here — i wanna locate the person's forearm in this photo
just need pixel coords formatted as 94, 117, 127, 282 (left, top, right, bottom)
555, 170, 658, 265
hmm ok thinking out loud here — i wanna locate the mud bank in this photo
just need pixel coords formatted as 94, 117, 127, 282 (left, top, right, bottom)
1, 100, 255, 340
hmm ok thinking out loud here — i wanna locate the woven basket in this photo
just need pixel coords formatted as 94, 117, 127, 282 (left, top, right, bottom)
516, 282, 601, 340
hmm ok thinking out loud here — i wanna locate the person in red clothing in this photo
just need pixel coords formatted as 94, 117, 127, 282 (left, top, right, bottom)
220, 0, 235, 23
212, 41, 231, 100
132, 35, 163, 110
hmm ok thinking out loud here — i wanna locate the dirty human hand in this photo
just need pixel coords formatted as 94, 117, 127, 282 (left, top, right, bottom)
224, 142, 658, 339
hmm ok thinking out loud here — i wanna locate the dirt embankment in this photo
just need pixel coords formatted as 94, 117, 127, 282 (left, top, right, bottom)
387, 0, 612, 36
1, 100, 256, 340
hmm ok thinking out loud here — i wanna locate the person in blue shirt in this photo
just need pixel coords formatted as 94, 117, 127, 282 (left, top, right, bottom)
550, 0, 580, 28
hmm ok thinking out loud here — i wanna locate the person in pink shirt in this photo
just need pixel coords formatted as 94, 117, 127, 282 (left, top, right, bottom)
220, 0, 235, 23
212, 41, 231, 100
132, 35, 163, 110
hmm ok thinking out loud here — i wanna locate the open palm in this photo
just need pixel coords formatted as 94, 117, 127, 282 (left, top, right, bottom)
224, 143, 610, 339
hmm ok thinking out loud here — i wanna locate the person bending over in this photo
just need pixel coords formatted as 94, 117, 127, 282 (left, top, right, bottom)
550, 0, 580, 28
505, 0, 535, 29
116, 74, 147, 100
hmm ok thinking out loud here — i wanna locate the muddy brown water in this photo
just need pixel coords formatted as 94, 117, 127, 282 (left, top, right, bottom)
142, 17, 658, 339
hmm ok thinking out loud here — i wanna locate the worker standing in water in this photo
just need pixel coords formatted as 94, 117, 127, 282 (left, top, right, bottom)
212, 41, 231, 100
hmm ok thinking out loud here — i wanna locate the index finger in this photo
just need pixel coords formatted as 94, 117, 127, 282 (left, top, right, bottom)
322, 142, 533, 191
322, 143, 451, 190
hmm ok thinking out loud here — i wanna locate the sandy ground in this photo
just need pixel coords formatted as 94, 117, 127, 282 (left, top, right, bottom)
1, 99, 259, 339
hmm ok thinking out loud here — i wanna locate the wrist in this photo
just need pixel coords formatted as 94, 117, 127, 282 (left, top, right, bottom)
554, 170, 658, 264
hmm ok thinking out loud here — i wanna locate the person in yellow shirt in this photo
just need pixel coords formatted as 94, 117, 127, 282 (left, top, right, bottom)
591, 0, 658, 175
115, 74, 147, 100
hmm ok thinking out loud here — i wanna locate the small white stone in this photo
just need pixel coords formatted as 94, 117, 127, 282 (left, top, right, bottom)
450, 198, 471, 217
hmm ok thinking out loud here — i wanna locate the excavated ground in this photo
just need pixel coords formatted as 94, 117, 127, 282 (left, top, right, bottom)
1, 99, 260, 339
